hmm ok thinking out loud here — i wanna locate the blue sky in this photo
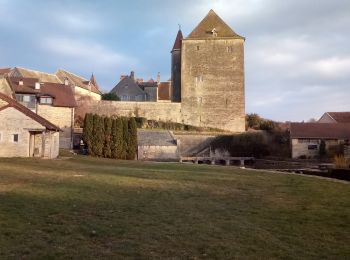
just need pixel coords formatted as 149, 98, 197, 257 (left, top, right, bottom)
1, 0, 349, 122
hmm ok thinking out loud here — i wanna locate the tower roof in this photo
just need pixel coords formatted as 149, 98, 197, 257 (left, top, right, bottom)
90, 73, 100, 89
187, 9, 244, 39
171, 30, 183, 51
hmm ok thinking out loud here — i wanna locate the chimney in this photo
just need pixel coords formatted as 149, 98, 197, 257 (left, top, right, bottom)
19, 80, 23, 86
130, 71, 135, 81
64, 78, 69, 85
35, 82, 40, 90
157, 72, 160, 83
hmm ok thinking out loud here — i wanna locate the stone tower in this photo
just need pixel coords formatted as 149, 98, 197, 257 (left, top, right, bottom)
171, 29, 183, 102
181, 10, 246, 132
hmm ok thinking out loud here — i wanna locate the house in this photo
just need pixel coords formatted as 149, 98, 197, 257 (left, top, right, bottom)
318, 112, 350, 123
111, 71, 155, 101
56, 69, 102, 101
6, 77, 77, 149
290, 123, 350, 158
110, 71, 172, 102
0, 77, 13, 97
0, 92, 60, 158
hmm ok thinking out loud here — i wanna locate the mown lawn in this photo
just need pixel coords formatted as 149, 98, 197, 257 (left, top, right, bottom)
0, 155, 349, 259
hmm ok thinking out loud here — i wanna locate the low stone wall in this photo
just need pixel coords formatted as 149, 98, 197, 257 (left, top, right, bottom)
138, 145, 179, 161
175, 134, 217, 156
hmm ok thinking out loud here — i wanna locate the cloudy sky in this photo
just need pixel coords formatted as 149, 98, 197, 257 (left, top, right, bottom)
0, 0, 349, 121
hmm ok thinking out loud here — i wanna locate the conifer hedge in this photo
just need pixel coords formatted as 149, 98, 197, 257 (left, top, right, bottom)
82, 114, 137, 160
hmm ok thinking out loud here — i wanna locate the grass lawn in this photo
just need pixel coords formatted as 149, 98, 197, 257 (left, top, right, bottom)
0, 155, 349, 259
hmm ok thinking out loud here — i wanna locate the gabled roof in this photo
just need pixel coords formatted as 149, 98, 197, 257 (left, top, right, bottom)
0, 92, 60, 131
323, 112, 350, 123
110, 76, 145, 96
55, 69, 101, 95
187, 9, 244, 39
0, 68, 12, 77
172, 30, 183, 51
290, 123, 350, 139
8, 77, 77, 107
89, 73, 100, 90
10, 67, 62, 83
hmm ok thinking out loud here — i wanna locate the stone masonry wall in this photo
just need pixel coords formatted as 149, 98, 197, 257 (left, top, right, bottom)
80, 101, 182, 123
181, 38, 245, 132
37, 105, 73, 149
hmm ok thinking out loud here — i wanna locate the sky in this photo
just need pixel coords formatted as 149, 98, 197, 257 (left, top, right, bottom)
0, 0, 349, 122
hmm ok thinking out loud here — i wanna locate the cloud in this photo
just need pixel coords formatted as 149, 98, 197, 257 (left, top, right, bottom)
42, 36, 136, 69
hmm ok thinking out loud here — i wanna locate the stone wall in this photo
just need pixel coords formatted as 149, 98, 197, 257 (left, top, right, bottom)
181, 38, 245, 132
138, 145, 179, 161
79, 100, 182, 123
37, 105, 74, 149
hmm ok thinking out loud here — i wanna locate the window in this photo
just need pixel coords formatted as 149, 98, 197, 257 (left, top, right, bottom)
196, 46, 200, 51
308, 144, 318, 150
13, 134, 18, 143
23, 95, 30, 102
0, 132, 2, 142
298, 139, 318, 144
40, 97, 53, 105
16, 94, 36, 109
227, 46, 234, 53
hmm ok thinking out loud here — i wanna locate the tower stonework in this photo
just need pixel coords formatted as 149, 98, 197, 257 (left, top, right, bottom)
181, 10, 246, 132
171, 30, 183, 102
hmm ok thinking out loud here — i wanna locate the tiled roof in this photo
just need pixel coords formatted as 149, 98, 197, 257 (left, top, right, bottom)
8, 77, 77, 107
11, 67, 62, 83
0, 92, 60, 131
187, 9, 244, 39
0, 68, 12, 76
158, 81, 171, 100
326, 112, 350, 123
290, 123, 350, 139
172, 30, 183, 51
110, 76, 145, 96
56, 69, 101, 95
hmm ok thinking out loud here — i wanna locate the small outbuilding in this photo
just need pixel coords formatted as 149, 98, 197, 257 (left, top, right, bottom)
137, 130, 179, 161
290, 123, 350, 159
0, 92, 61, 158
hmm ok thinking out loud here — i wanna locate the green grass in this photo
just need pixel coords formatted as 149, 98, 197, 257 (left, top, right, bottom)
0, 156, 349, 259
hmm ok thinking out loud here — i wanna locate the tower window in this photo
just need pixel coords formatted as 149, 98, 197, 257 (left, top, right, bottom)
227, 46, 234, 52
196, 46, 200, 51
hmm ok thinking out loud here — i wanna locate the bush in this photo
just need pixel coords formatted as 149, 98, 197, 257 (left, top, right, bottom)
92, 115, 104, 157
126, 117, 137, 160
102, 93, 120, 101
83, 113, 94, 155
103, 117, 112, 158
259, 120, 277, 132
334, 155, 350, 169
246, 113, 262, 129
211, 133, 270, 158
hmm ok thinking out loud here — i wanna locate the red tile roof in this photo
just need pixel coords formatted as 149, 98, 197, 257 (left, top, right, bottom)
8, 77, 77, 107
326, 112, 350, 123
172, 30, 183, 51
0, 92, 61, 131
290, 123, 350, 139
0, 68, 12, 75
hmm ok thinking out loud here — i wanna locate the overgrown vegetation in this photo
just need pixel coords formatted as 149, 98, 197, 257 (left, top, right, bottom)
246, 113, 277, 131
211, 133, 270, 158
83, 114, 137, 160
334, 155, 350, 169
212, 130, 290, 158
101, 92, 120, 101
134, 117, 224, 132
